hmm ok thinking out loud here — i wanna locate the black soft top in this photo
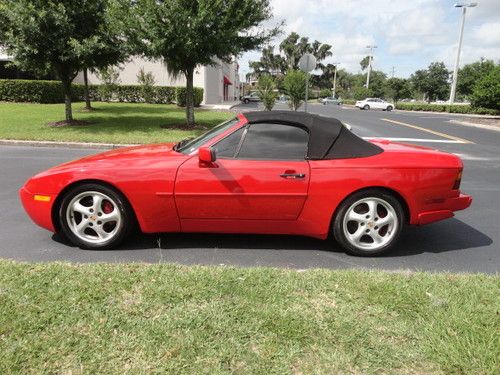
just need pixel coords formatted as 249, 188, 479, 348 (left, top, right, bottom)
243, 111, 383, 160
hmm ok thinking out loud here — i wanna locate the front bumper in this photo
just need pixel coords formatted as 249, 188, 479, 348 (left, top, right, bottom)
417, 193, 472, 225
19, 186, 56, 232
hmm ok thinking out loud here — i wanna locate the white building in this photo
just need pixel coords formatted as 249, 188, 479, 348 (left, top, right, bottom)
74, 57, 241, 105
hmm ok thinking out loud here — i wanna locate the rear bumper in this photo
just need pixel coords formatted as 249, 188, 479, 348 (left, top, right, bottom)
19, 186, 56, 232
417, 193, 472, 225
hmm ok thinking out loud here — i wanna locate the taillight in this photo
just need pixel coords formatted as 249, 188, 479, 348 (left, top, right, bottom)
453, 169, 462, 190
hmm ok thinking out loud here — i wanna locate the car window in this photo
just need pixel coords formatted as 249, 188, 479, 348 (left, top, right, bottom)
213, 127, 245, 158
236, 123, 308, 160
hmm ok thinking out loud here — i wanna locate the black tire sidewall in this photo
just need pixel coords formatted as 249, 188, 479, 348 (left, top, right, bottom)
58, 183, 131, 250
364, 105, 370, 110
387, 106, 393, 111
333, 189, 404, 256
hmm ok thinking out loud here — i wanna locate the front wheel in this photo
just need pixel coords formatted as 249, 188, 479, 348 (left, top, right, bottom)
243, 99, 250, 104
363, 104, 370, 110
58, 183, 132, 249
386, 105, 393, 111
333, 190, 404, 256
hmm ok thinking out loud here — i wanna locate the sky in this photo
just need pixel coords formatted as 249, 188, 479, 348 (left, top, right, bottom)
238, 0, 500, 80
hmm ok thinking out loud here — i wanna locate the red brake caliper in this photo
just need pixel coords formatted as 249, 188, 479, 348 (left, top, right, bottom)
102, 200, 114, 214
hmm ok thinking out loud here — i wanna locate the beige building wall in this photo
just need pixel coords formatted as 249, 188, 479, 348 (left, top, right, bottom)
73, 56, 241, 105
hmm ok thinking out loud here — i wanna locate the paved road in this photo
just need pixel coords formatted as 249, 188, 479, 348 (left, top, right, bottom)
1, 104, 499, 273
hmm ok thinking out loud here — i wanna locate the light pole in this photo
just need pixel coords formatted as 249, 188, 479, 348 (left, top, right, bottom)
331, 63, 340, 98
449, 2, 477, 104
365, 45, 377, 89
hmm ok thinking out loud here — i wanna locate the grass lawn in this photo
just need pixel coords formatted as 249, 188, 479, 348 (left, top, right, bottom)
0, 102, 232, 144
0, 261, 498, 374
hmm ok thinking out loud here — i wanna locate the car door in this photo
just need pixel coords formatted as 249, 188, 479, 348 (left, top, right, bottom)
174, 122, 310, 221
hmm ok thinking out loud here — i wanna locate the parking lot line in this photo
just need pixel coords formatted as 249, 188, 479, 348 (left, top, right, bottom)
381, 118, 474, 144
363, 137, 464, 144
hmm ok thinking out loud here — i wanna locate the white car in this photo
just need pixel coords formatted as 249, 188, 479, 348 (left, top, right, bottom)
355, 98, 394, 111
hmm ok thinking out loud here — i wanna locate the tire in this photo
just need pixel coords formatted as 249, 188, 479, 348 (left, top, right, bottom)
363, 104, 370, 110
58, 183, 132, 250
243, 99, 249, 104
333, 189, 404, 256
386, 105, 393, 111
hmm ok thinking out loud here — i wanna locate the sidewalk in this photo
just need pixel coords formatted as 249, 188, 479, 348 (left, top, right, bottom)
201, 100, 241, 111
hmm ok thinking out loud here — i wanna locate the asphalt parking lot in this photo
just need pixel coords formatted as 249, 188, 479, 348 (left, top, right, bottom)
1, 103, 499, 273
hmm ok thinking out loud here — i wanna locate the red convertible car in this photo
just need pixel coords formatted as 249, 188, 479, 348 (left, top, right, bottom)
20, 111, 472, 256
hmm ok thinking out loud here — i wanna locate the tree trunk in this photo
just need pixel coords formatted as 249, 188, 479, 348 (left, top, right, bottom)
61, 75, 73, 122
83, 69, 92, 110
185, 68, 195, 127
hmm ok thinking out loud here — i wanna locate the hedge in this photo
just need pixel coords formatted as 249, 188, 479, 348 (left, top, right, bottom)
175, 87, 204, 107
395, 102, 499, 116
0, 79, 201, 106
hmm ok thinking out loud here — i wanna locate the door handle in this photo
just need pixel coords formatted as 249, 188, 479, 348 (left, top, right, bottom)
280, 173, 306, 179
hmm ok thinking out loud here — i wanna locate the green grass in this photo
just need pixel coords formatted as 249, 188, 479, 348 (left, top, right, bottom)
0, 102, 232, 144
0, 261, 498, 374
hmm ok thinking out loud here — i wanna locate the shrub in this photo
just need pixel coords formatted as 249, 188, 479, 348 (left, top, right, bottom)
352, 86, 372, 100
96, 67, 121, 102
319, 89, 331, 98
0, 79, 178, 104
283, 70, 306, 111
470, 66, 500, 110
257, 75, 277, 111
136, 68, 156, 103
395, 102, 499, 115
175, 87, 204, 107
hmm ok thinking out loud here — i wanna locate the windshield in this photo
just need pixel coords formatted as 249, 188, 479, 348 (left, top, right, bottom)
175, 118, 239, 154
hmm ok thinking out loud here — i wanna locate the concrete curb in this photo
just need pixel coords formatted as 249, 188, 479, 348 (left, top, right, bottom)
0, 139, 136, 150
448, 120, 500, 132
394, 109, 499, 119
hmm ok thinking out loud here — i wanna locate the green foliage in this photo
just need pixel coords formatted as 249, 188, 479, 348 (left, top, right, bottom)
1, 0, 125, 121
175, 87, 204, 107
97, 67, 121, 102
395, 102, 499, 115
278, 32, 332, 71
457, 59, 495, 98
257, 75, 277, 111
123, 0, 278, 126
0, 79, 177, 104
385, 77, 412, 102
319, 89, 331, 98
360, 56, 370, 71
136, 68, 156, 104
283, 70, 306, 111
352, 86, 372, 100
470, 65, 500, 110
411, 62, 450, 102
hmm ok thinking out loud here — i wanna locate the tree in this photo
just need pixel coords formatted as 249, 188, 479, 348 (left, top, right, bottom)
137, 68, 156, 103
257, 75, 277, 111
122, 0, 278, 127
364, 70, 387, 98
360, 56, 370, 71
2, 0, 122, 123
410, 62, 449, 102
283, 70, 306, 111
279, 32, 332, 71
457, 58, 495, 99
248, 46, 286, 78
470, 65, 500, 109
385, 78, 412, 102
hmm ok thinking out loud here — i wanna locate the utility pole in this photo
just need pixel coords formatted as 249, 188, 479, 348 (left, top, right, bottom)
391, 66, 395, 78
366, 45, 377, 89
449, 2, 477, 104
331, 62, 340, 98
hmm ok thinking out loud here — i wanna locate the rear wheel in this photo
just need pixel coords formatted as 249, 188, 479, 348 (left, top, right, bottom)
363, 104, 370, 110
333, 189, 404, 256
58, 183, 132, 249
386, 105, 393, 111
243, 98, 250, 104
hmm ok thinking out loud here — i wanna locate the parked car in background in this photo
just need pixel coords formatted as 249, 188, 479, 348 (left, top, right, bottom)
356, 98, 394, 111
241, 92, 261, 104
321, 97, 342, 105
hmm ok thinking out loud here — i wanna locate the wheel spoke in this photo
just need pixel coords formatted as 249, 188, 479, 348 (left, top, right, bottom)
377, 211, 394, 227
93, 225, 110, 240
348, 226, 365, 245
75, 219, 90, 236
371, 231, 385, 245
366, 200, 377, 218
101, 211, 119, 223
72, 201, 91, 215
347, 210, 365, 222
92, 194, 103, 212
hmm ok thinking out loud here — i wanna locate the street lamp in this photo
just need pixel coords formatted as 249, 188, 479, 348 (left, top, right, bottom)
449, 2, 478, 104
365, 45, 377, 89
331, 63, 340, 98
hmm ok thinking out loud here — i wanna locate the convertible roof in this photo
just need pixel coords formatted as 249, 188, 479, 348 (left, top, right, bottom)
243, 111, 382, 160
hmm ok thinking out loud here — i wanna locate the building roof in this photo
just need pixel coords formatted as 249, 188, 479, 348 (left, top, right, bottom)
243, 111, 382, 160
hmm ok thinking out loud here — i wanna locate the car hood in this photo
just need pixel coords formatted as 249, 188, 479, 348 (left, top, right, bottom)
35, 142, 183, 176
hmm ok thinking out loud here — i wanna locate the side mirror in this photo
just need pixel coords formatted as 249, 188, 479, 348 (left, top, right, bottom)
198, 147, 217, 167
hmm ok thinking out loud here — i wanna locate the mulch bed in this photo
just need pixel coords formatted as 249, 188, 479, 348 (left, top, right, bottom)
47, 120, 93, 127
